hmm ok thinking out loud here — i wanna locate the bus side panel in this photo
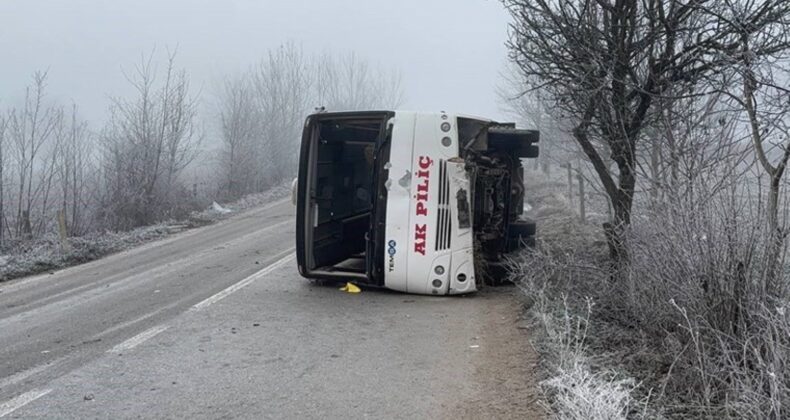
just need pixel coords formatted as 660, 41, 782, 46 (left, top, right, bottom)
382, 113, 416, 293
404, 113, 460, 295
383, 112, 481, 295
406, 114, 442, 294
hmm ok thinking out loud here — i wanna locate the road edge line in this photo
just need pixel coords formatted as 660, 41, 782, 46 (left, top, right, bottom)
191, 250, 295, 311
107, 325, 169, 354
0, 388, 52, 418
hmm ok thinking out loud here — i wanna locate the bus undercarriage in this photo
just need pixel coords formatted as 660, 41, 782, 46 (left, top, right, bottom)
459, 120, 539, 284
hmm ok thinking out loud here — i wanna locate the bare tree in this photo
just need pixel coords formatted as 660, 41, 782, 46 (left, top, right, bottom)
54, 104, 92, 235
498, 64, 581, 174
0, 114, 7, 246
216, 45, 405, 200
100, 50, 200, 229
218, 74, 259, 198
250, 43, 313, 184
730, 32, 790, 297
641, 91, 750, 209
7, 72, 61, 238
315, 51, 405, 111
503, 0, 790, 264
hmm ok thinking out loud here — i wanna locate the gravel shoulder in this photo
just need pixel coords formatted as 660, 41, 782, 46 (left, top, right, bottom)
450, 288, 546, 419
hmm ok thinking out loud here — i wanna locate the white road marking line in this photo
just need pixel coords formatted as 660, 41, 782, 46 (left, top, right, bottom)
192, 250, 295, 311
0, 388, 52, 418
89, 303, 177, 343
107, 325, 169, 354
0, 219, 295, 331
0, 310, 164, 392
0, 359, 59, 392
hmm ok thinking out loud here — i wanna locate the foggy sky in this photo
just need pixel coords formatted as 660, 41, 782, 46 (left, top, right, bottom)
0, 0, 513, 126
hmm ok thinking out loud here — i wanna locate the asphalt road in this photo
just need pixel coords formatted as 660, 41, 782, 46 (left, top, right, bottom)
0, 200, 542, 419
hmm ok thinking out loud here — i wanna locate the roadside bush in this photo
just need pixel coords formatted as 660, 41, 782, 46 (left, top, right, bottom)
513, 170, 790, 419
509, 240, 643, 420
623, 195, 790, 419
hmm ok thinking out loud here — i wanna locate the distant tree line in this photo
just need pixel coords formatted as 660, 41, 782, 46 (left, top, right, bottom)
216, 43, 403, 200
0, 44, 404, 248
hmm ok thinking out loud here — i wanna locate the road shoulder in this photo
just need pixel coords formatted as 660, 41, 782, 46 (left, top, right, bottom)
450, 288, 547, 419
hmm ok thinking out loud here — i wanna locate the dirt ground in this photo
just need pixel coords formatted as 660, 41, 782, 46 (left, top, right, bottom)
450, 287, 547, 419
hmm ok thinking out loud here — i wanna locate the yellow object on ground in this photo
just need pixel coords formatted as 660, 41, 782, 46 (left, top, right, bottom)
339, 282, 361, 293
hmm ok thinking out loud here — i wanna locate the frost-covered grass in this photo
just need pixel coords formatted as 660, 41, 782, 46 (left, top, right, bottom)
0, 182, 291, 282
511, 248, 645, 420
510, 170, 643, 419
544, 362, 637, 420
0, 224, 181, 281
512, 169, 790, 419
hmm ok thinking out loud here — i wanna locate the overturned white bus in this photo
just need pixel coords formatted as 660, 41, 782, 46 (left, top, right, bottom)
295, 111, 538, 295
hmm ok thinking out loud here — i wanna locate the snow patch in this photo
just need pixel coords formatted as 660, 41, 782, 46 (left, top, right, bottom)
211, 202, 233, 214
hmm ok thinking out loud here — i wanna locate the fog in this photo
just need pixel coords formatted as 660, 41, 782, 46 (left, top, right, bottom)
0, 0, 511, 123
2, 2, 790, 417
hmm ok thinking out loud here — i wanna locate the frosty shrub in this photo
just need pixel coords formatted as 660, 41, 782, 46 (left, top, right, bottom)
624, 192, 790, 418
511, 167, 790, 418
508, 242, 643, 419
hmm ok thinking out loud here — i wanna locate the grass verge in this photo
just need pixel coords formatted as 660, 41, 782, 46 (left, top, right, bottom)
0, 183, 290, 282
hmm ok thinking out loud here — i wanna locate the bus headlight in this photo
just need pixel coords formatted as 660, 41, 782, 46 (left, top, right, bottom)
434, 265, 445, 275
432, 279, 443, 288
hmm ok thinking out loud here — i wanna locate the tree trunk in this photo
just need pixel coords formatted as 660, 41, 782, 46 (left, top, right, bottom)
228, 142, 236, 198
607, 162, 635, 267
578, 170, 586, 223
605, 196, 630, 264
765, 176, 783, 297
650, 134, 660, 206
567, 163, 574, 208
21, 210, 32, 239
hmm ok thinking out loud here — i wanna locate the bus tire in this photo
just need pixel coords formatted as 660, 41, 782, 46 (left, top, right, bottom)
509, 220, 537, 237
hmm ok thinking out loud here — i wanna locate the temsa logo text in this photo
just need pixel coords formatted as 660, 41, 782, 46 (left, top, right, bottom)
414, 156, 433, 255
